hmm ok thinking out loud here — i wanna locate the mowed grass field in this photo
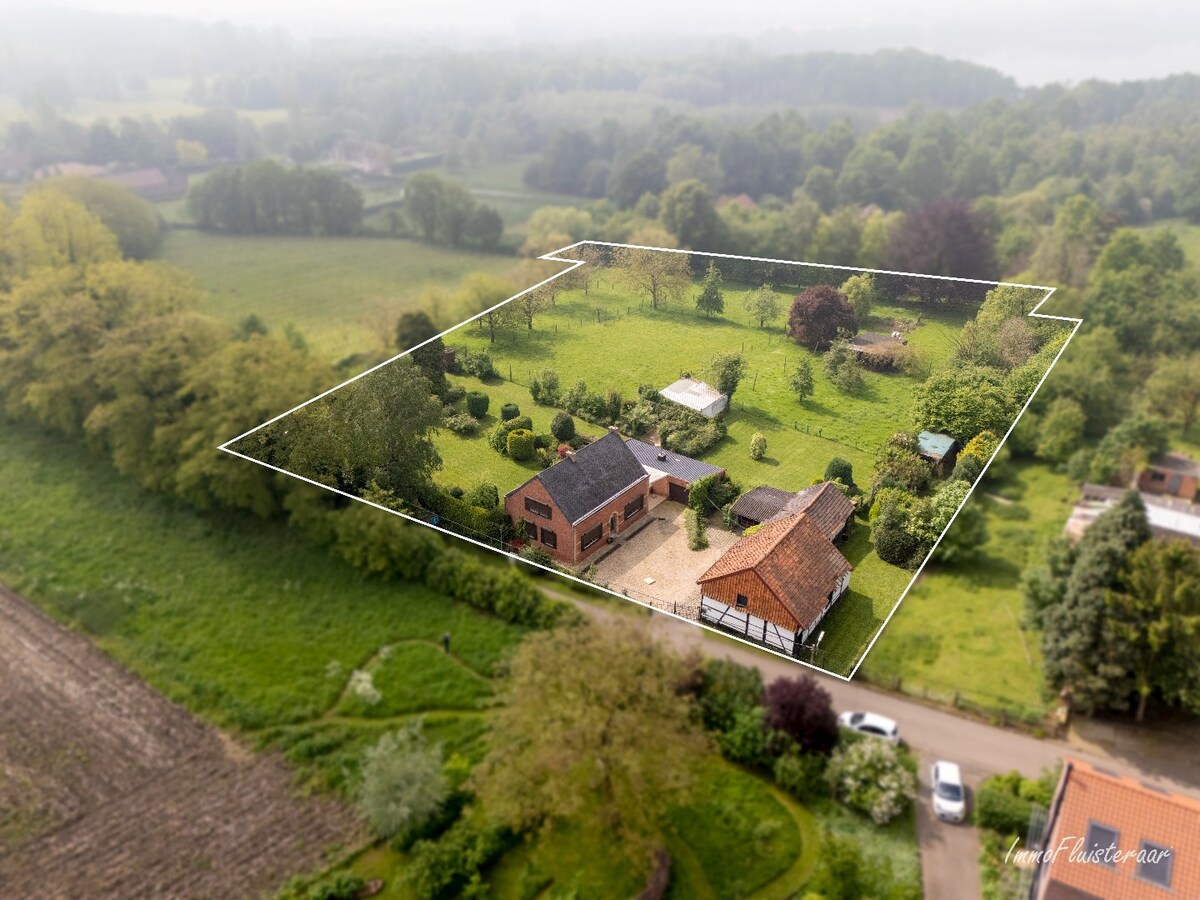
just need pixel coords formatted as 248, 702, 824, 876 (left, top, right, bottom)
161, 230, 530, 361
861, 462, 1080, 720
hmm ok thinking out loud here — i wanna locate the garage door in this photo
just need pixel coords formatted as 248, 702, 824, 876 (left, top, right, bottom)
668, 482, 689, 503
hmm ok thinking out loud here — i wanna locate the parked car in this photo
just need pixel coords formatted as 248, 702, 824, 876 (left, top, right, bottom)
837, 710, 900, 744
931, 761, 967, 823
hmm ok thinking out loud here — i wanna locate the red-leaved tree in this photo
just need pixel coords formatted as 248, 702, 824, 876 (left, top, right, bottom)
764, 674, 839, 755
788, 285, 856, 350
885, 198, 996, 281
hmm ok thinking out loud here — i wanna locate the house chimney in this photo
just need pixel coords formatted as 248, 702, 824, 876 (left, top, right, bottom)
566, 450, 577, 461
656, 451, 667, 462
608, 425, 619, 433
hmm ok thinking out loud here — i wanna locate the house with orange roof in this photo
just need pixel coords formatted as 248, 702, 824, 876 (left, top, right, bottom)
1028, 758, 1200, 899
696, 509, 852, 657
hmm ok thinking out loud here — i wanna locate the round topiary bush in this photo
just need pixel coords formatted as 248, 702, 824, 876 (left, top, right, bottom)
500, 402, 520, 421
466, 391, 490, 418
824, 457, 855, 486
507, 428, 536, 461
550, 411, 576, 441
503, 415, 533, 433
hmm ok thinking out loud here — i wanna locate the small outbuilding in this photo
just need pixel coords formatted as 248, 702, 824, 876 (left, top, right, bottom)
623, 438, 725, 505
660, 377, 728, 418
1138, 452, 1200, 502
917, 430, 958, 477
730, 482, 854, 540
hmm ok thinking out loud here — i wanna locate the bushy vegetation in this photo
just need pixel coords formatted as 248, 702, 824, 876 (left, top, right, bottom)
189, 160, 364, 235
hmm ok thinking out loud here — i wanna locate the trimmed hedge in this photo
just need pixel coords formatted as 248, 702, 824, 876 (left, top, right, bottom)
507, 428, 536, 461
686, 507, 708, 550
550, 411, 575, 441
465, 391, 489, 418
500, 402, 520, 421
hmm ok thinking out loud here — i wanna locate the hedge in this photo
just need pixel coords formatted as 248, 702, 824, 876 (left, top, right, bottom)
550, 411, 575, 441
500, 402, 520, 421
686, 507, 708, 550
465, 391, 490, 418
507, 428, 535, 461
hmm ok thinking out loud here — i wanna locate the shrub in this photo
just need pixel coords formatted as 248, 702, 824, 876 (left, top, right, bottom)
533, 433, 553, 450
442, 412, 479, 435
427, 491, 509, 545
528, 369, 560, 405
277, 871, 366, 900
465, 391, 489, 418
404, 819, 515, 900
961, 430, 1000, 463
519, 545, 554, 568
460, 349, 497, 380
444, 385, 466, 404
826, 739, 916, 825
465, 482, 499, 509
951, 452, 985, 483
693, 658, 765, 733
488, 423, 509, 453
688, 473, 739, 514
976, 769, 1055, 835
425, 548, 576, 627
447, 486, 465, 498
357, 723, 448, 839
686, 507, 708, 550
764, 675, 839, 755
500, 402, 520, 421
550, 411, 576, 441
715, 705, 771, 768
824, 457, 855, 487
824, 339, 864, 393
773, 750, 828, 800
504, 414, 533, 433
749, 432, 767, 460
536, 447, 558, 468
507, 428, 536, 461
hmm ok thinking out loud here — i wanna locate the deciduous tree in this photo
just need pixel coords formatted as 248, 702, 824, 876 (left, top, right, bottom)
612, 245, 691, 310
788, 284, 856, 350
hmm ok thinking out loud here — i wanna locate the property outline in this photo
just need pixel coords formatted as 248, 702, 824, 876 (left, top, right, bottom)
219, 240, 1081, 681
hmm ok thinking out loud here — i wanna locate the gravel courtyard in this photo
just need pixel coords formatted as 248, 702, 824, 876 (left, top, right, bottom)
592, 500, 740, 617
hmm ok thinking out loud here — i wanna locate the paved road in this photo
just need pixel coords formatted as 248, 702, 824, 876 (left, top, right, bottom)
550, 590, 1200, 899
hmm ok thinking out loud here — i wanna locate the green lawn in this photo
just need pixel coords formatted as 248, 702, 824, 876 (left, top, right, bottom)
861, 462, 1080, 720
0, 421, 523, 785
161, 230, 521, 362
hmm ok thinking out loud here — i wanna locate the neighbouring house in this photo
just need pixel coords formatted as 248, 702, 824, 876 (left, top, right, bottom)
1028, 758, 1199, 899
505, 430, 649, 566
660, 377, 728, 418
848, 331, 908, 371
1137, 452, 1200, 502
1065, 484, 1200, 546
32, 162, 106, 180
328, 138, 393, 176
623, 438, 725, 505
730, 482, 854, 538
917, 430, 958, 476
697, 509, 852, 657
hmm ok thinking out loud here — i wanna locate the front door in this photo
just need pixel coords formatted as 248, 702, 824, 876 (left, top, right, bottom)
668, 481, 688, 503
610, 513, 618, 534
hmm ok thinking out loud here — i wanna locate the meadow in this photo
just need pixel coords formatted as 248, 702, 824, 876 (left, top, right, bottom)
160, 230, 525, 361
860, 462, 1080, 721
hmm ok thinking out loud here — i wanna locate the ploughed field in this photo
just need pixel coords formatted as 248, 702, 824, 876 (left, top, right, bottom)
0, 585, 359, 899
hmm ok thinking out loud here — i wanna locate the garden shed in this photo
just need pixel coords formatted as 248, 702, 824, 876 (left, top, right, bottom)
660, 377, 727, 418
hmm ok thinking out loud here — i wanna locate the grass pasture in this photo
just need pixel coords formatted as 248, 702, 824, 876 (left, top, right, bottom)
861, 462, 1079, 720
162, 230, 529, 361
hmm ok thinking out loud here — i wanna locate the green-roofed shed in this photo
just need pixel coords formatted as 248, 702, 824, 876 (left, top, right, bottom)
917, 430, 959, 477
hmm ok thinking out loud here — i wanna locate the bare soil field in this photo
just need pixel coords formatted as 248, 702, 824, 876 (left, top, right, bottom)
0, 584, 360, 899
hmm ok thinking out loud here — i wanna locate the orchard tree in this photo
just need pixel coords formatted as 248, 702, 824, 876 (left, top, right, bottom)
743, 282, 782, 328
709, 352, 748, 402
613, 245, 692, 309
695, 260, 725, 318
788, 284, 856, 350
840, 272, 878, 325
790, 358, 815, 403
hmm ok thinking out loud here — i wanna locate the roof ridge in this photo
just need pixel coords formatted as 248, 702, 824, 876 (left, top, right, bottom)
1068, 757, 1200, 813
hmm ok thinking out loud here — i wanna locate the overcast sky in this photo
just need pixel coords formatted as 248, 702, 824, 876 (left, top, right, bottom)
26, 0, 1200, 85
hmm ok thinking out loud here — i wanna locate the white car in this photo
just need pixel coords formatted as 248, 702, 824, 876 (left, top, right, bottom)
838, 710, 900, 744
931, 761, 967, 823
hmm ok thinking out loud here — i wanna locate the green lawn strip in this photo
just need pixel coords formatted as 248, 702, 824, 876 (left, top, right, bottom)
747, 782, 822, 900
0, 421, 523, 738
334, 642, 494, 718
861, 462, 1079, 720
161, 230, 518, 361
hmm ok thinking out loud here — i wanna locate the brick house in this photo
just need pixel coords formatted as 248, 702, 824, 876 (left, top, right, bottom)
505, 431, 649, 565
697, 512, 852, 656
1137, 452, 1200, 502
1028, 758, 1200, 899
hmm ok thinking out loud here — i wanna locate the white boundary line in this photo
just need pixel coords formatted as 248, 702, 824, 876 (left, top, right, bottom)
219, 240, 1079, 682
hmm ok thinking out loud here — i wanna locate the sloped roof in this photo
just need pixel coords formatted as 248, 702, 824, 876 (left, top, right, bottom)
698, 513, 851, 630
768, 482, 855, 539
917, 430, 957, 459
1150, 452, 1200, 477
730, 485, 794, 523
1038, 758, 1200, 900
530, 431, 647, 525
624, 438, 724, 483
1069, 484, 1200, 544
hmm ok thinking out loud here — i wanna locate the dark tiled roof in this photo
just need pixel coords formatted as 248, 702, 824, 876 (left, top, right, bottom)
624, 438, 724, 483
1150, 452, 1200, 477
698, 513, 851, 630
768, 482, 855, 539
534, 431, 647, 525
730, 486, 794, 523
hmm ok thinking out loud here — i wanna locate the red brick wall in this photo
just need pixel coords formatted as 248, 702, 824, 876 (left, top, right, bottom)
699, 571, 800, 633
505, 475, 649, 565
